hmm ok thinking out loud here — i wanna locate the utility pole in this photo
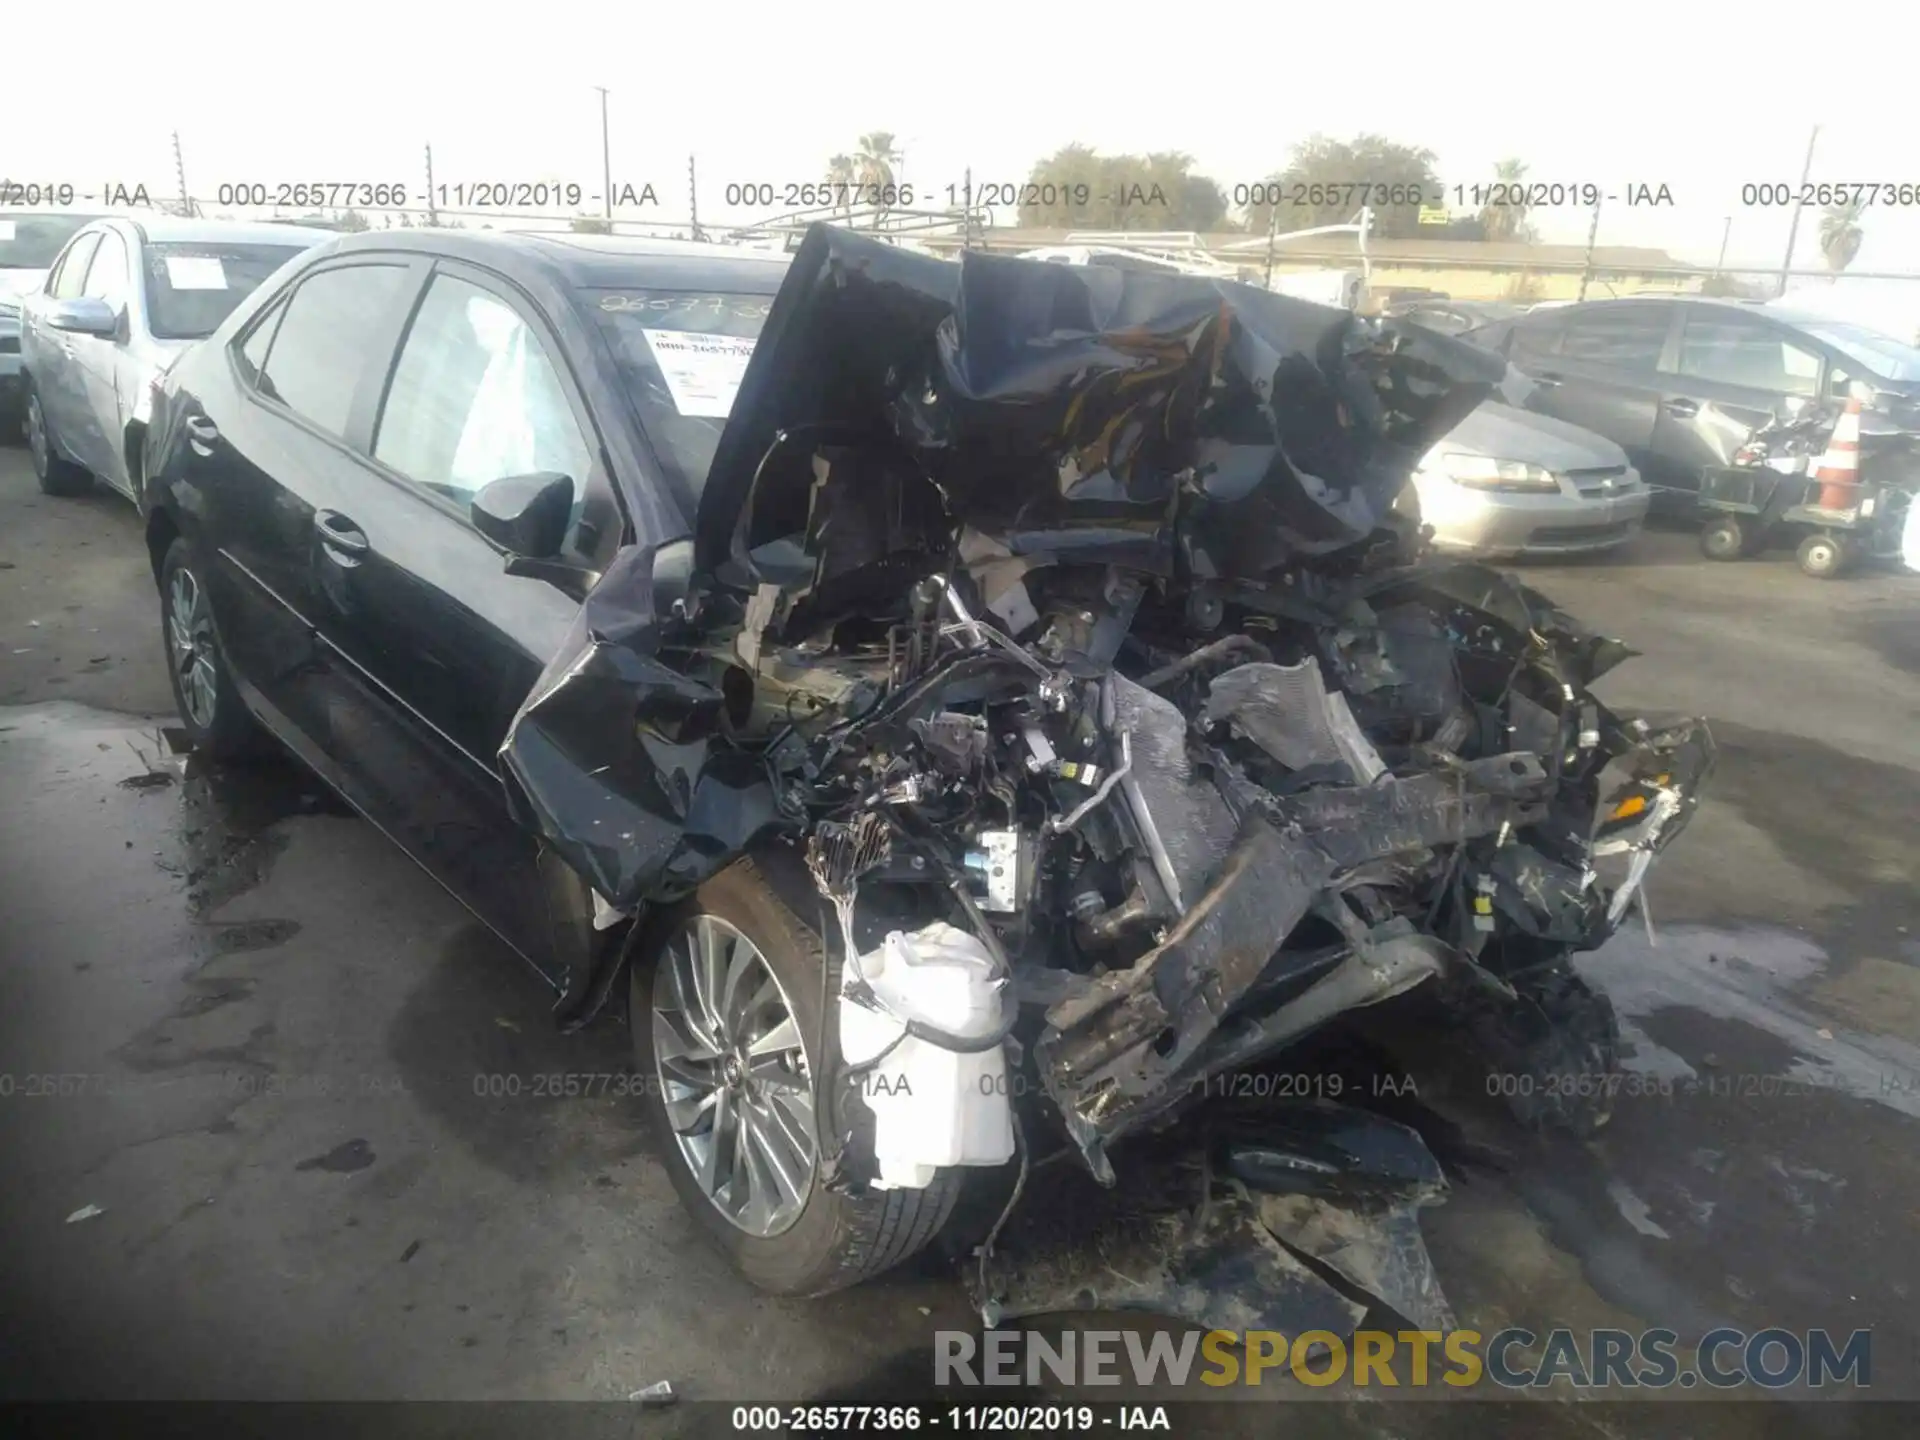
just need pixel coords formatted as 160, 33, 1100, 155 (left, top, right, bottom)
171, 131, 193, 217
594, 87, 613, 220
1263, 192, 1280, 289
424, 144, 438, 226
1577, 194, 1604, 301
1714, 215, 1731, 275
688, 154, 703, 241
1778, 124, 1821, 298
963, 168, 973, 252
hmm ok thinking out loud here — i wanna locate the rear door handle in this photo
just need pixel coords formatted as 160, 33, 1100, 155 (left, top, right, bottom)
315, 509, 370, 563
185, 415, 220, 455
1664, 398, 1699, 418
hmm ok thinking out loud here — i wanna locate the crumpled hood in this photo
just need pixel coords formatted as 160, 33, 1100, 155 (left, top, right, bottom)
1433, 401, 1631, 472
695, 224, 1507, 587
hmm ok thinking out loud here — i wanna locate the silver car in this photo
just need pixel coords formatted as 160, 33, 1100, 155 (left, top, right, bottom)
1, 211, 112, 432
1413, 394, 1650, 559
18, 214, 330, 500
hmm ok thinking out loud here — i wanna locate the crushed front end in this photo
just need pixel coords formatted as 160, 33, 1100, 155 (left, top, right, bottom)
498, 224, 1715, 1327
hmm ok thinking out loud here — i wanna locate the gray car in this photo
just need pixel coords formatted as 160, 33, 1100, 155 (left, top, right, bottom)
1412, 393, 1649, 559
18, 214, 330, 501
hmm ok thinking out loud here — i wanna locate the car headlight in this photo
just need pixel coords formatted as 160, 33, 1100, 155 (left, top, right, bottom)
1429, 452, 1561, 493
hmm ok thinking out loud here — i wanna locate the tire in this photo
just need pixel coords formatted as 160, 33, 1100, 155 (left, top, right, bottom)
1796, 532, 1850, 579
25, 386, 92, 497
1698, 515, 1750, 561
158, 537, 258, 759
633, 857, 961, 1296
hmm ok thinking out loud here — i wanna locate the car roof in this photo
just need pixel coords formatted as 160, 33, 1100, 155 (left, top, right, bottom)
1529, 294, 1889, 334
83, 214, 338, 247
325, 227, 793, 293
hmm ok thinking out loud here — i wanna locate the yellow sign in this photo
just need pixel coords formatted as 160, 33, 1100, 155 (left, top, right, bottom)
1418, 206, 1452, 226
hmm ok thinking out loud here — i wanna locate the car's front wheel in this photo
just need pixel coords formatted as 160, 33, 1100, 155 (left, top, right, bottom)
633, 858, 961, 1296
1796, 532, 1852, 579
25, 388, 92, 497
159, 538, 257, 759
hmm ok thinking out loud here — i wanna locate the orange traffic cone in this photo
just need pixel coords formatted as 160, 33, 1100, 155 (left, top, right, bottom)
1812, 397, 1864, 511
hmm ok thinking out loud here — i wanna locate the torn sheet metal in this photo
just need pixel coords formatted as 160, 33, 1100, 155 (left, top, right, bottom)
1038, 817, 1334, 1129
696, 223, 1503, 590
1201, 660, 1386, 783
980, 1103, 1452, 1338
498, 543, 784, 911
1222, 1103, 1454, 1333
978, 1143, 1365, 1339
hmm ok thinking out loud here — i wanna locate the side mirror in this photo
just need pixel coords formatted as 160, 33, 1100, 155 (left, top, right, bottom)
471, 472, 573, 560
649, 537, 698, 623
45, 297, 120, 338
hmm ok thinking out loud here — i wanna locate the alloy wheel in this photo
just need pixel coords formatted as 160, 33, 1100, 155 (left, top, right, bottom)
26, 395, 48, 478
652, 914, 818, 1237
166, 567, 220, 731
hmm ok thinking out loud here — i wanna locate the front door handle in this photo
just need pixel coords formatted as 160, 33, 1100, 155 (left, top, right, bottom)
315, 509, 370, 564
1533, 371, 1563, 388
185, 415, 220, 456
1664, 398, 1700, 418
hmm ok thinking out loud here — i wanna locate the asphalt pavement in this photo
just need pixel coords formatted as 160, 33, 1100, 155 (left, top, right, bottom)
2, 441, 1917, 1433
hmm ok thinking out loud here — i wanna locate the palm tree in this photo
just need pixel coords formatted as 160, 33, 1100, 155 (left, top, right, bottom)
1819, 198, 1865, 273
855, 132, 902, 225
855, 132, 901, 190
825, 153, 857, 219
1479, 157, 1532, 244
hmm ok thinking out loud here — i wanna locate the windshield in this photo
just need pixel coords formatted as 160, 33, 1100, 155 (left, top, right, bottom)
1795, 319, 1920, 383
143, 242, 310, 340
587, 289, 773, 501
0, 213, 105, 272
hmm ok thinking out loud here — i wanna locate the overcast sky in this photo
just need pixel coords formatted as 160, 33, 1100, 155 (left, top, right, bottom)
10, 0, 1918, 274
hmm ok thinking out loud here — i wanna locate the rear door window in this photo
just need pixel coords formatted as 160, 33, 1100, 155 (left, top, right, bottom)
254, 263, 410, 438
1559, 307, 1669, 370
1676, 313, 1822, 395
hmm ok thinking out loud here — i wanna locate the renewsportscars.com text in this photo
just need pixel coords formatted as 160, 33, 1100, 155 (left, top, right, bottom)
936, 1327, 1872, 1391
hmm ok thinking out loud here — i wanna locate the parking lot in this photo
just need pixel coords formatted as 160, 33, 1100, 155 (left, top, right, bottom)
2, 433, 1918, 1426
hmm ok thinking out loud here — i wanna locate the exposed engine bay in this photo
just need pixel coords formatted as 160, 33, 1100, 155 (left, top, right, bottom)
496, 224, 1715, 1325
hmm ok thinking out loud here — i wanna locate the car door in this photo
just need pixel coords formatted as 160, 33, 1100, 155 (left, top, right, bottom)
1523, 304, 1674, 490
25, 229, 100, 455
1651, 306, 1825, 494
72, 227, 136, 489
302, 260, 618, 991
189, 255, 425, 818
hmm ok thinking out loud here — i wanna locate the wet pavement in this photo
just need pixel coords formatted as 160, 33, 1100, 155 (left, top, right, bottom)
2, 441, 1918, 1429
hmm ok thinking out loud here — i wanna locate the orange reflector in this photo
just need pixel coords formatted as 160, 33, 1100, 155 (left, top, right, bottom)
1611, 795, 1648, 821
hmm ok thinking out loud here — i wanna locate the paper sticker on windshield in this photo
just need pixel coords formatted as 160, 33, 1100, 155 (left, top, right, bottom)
641, 329, 757, 418
163, 257, 229, 290
0, 221, 15, 242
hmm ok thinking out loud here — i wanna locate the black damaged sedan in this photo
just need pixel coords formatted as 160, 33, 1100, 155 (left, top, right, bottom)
140, 225, 1712, 1323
